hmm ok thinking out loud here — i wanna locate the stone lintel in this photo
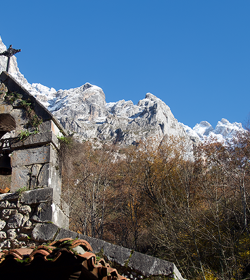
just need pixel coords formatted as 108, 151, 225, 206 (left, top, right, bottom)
20, 188, 53, 205
11, 132, 59, 150
11, 145, 57, 167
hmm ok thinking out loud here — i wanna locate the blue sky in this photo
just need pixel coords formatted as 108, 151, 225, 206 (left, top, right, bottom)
1, 0, 249, 128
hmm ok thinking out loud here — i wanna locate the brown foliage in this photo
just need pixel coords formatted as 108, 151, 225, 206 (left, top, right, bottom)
61, 132, 250, 279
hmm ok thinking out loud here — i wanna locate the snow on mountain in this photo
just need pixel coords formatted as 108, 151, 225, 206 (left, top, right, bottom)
0, 36, 246, 146
47, 84, 189, 145
181, 118, 245, 143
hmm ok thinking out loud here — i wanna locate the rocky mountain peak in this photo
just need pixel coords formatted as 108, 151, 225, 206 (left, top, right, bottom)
181, 118, 245, 143
0, 36, 245, 147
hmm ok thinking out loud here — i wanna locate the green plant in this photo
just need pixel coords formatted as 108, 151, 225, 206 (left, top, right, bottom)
124, 250, 134, 267
96, 256, 102, 262
4, 92, 22, 104
19, 130, 31, 140
30, 114, 43, 127
15, 257, 31, 264
5, 92, 43, 129
57, 135, 72, 145
18, 128, 39, 140
16, 186, 28, 195
20, 100, 31, 107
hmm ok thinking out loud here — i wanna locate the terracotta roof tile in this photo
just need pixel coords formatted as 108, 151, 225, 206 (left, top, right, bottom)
0, 238, 127, 280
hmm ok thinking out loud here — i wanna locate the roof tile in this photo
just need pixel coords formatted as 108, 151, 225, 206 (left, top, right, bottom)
0, 238, 127, 280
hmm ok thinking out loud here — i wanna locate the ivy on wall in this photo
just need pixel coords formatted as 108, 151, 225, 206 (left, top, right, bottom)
4, 92, 43, 129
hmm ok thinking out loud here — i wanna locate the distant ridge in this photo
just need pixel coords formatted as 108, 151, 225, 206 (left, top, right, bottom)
0, 36, 245, 146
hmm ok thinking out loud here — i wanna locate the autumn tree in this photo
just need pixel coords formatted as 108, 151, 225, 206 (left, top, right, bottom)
60, 131, 250, 279
60, 139, 118, 239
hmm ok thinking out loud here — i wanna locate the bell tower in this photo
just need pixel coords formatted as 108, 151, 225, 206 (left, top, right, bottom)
0, 71, 69, 229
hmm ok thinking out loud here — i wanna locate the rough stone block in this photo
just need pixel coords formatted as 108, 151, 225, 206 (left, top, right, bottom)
8, 202, 17, 208
10, 108, 28, 130
20, 188, 53, 205
78, 234, 131, 266
51, 203, 69, 229
39, 120, 52, 133
0, 192, 19, 201
51, 120, 64, 138
61, 199, 69, 217
50, 170, 62, 204
30, 164, 42, 177
11, 146, 51, 167
29, 164, 42, 189
7, 229, 17, 239
55, 228, 78, 240
0, 201, 8, 208
31, 202, 52, 223
17, 233, 29, 241
78, 234, 107, 253
37, 163, 50, 187
50, 144, 59, 165
0, 104, 12, 114
11, 239, 26, 249
21, 215, 30, 227
10, 166, 30, 192
31, 223, 59, 242
0, 239, 11, 248
7, 213, 23, 229
2, 209, 18, 219
22, 220, 32, 229
128, 251, 174, 277
37, 120, 66, 137
0, 231, 7, 240
18, 205, 32, 215
0, 220, 6, 230
103, 242, 132, 266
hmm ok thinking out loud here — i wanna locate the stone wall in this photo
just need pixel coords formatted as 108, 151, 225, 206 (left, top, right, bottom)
0, 188, 68, 250
0, 187, 185, 279
0, 72, 69, 230
0, 189, 184, 280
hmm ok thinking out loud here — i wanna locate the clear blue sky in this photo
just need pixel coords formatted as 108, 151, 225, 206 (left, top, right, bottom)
1, 0, 249, 128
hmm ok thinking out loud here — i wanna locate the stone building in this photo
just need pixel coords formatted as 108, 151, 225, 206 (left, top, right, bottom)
0, 71, 185, 280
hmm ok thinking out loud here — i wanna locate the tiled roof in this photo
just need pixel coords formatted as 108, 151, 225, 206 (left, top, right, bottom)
0, 238, 127, 280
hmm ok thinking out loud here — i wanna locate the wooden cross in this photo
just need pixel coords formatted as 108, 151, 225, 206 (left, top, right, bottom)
0, 45, 21, 72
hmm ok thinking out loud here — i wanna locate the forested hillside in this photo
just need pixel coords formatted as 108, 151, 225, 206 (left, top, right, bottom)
60, 130, 250, 280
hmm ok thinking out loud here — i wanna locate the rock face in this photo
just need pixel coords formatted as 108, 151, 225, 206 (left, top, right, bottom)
0, 36, 245, 146
181, 118, 245, 143
0, 37, 190, 146
46, 86, 189, 145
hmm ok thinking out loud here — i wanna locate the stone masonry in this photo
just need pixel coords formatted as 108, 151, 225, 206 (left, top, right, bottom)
0, 71, 69, 228
0, 185, 184, 280
0, 188, 68, 250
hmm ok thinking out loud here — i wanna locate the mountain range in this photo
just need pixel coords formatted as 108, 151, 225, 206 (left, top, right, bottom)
0, 37, 245, 146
